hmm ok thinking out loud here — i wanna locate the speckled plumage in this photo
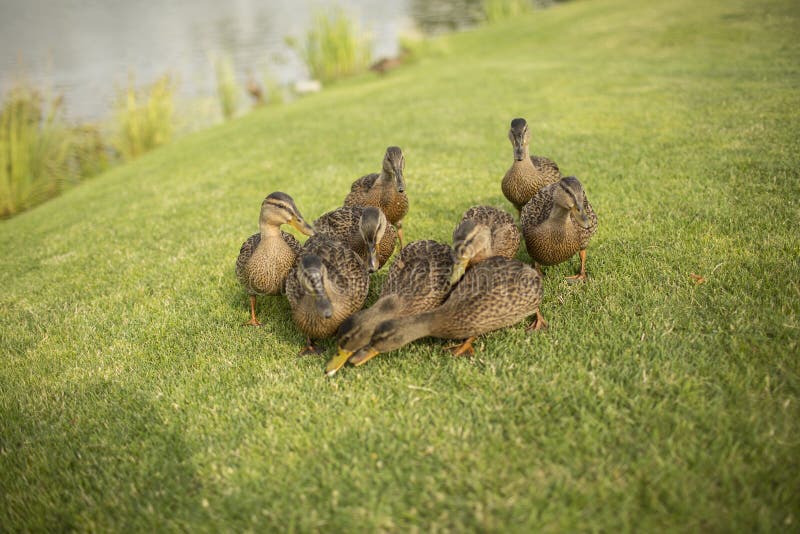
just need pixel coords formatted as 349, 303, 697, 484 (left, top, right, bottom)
313, 206, 397, 269
521, 178, 598, 266
236, 231, 302, 295
362, 257, 544, 356
502, 156, 561, 213
333, 240, 455, 358
456, 206, 521, 261
285, 234, 370, 340
343, 147, 408, 227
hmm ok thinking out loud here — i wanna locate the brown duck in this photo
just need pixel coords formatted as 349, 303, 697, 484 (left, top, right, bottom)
313, 206, 397, 272
236, 192, 314, 326
326, 239, 455, 375
521, 176, 598, 281
343, 146, 409, 246
450, 205, 521, 284
285, 234, 370, 354
501, 118, 561, 213
349, 256, 546, 367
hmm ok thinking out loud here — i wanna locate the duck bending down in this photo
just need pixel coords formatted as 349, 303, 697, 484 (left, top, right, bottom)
326, 239, 455, 376
235, 192, 314, 326
285, 234, 370, 354
521, 176, 598, 281
501, 118, 561, 213
350, 256, 546, 367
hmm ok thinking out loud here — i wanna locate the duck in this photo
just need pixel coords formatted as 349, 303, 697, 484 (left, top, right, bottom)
235, 192, 314, 326
313, 206, 397, 272
349, 256, 547, 367
326, 239, 456, 376
285, 233, 370, 354
501, 118, 561, 213
520, 176, 598, 281
343, 146, 408, 246
450, 205, 521, 284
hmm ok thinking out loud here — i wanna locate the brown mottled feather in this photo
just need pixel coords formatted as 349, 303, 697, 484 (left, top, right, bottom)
285, 234, 370, 339
521, 182, 598, 266
457, 206, 521, 260
379, 240, 454, 314
428, 257, 543, 338
344, 173, 409, 226
313, 206, 397, 269
236, 231, 302, 295
502, 155, 562, 212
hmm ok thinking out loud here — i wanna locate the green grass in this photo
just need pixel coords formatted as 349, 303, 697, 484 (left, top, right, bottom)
1, 0, 799, 530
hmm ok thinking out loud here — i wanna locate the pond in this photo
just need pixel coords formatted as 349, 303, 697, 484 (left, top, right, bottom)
0, 0, 485, 122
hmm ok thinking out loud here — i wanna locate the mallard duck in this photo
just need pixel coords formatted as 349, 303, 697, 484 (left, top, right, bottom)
521, 176, 598, 281
349, 256, 546, 366
236, 192, 314, 326
450, 205, 521, 284
343, 146, 408, 246
326, 239, 455, 375
313, 206, 397, 272
285, 234, 370, 354
501, 118, 561, 213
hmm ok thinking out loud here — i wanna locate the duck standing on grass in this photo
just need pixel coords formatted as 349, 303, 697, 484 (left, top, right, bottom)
326, 239, 455, 376
349, 256, 547, 368
450, 205, 521, 284
235, 192, 314, 326
344, 146, 409, 247
501, 118, 561, 213
521, 176, 598, 281
313, 206, 397, 272
285, 234, 370, 355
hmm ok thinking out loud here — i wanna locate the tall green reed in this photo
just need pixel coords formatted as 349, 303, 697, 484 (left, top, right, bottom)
113, 73, 175, 160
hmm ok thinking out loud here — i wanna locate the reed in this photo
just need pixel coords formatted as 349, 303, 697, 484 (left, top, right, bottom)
293, 8, 372, 83
113, 73, 175, 160
482, 0, 533, 22
0, 86, 76, 217
214, 55, 240, 120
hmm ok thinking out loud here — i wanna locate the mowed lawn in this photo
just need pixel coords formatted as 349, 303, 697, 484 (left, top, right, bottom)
1, 0, 798, 530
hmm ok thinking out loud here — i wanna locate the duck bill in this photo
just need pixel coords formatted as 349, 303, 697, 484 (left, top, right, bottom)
514, 147, 525, 161
349, 347, 380, 367
367, 243, 379, 272
325, 347, 353, 377
449, 258, 469, 285
394, 169, 405, 193
291, 217, 315, 236
315, 294, 333, 319
571, 204, 591, 229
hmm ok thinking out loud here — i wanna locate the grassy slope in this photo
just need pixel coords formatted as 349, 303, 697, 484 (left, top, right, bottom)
1, 0, 798, 530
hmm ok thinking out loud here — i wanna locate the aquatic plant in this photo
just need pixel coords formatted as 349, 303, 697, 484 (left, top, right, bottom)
214, 55, 240, 120
290, 8, 372, 83
482, 0, 533, 22
113, 73, 175, 160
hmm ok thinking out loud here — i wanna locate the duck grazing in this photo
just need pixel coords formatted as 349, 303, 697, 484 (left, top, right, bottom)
521, 176, 598, 281
451, 206, 521, 284
236, 192, 314, 326
326, 239, 455, 375
349, 256, 546, 367
285, 234, 370, 354
501, 118, 561, 213
344, 146, 409, 246
313, 206, 397, 272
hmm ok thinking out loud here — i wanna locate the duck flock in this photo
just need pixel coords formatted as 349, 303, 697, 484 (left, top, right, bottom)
235, 118, 598, 376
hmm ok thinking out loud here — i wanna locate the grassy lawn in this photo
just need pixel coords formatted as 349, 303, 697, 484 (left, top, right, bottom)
1, 0, 798, 530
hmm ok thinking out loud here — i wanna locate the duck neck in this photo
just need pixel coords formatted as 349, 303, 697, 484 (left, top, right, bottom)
512, 148, 533, 169
378, 312, 435, 353
260, 222, 283, 239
